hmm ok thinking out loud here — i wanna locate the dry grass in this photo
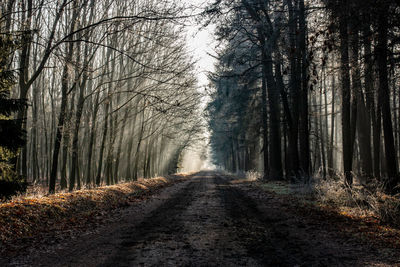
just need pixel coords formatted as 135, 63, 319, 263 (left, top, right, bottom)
227, 170, 262, 184
247, 171, 400, 227
0, 174, 191, 247
7, 175, 182, 201
255, 174, 400, 251
314, 178, 400, 226
245, 171, 262, 181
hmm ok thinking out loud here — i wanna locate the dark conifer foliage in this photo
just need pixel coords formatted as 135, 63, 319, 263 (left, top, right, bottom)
0, 38, 26, 150
0, 34, 28, 198
206, 0, 400, 193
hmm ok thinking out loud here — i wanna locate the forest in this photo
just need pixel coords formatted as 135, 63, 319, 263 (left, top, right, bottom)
207, 0, 400, 194
0, 0, 204, 196
1, 0, 400, 266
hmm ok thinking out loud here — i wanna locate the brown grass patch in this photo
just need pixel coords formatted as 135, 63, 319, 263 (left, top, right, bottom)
0, 174, 190, 249
256, 179, 400, 251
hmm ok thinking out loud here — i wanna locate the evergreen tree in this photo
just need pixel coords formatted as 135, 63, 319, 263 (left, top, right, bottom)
0, 34, 27, 199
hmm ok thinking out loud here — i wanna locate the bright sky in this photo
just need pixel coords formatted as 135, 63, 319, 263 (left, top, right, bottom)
183, 0, 217, 88
178, 0, 217, 171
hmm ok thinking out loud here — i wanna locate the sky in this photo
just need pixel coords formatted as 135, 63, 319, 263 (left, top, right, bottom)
184, 0, 217, 88
178, 0, 217, 171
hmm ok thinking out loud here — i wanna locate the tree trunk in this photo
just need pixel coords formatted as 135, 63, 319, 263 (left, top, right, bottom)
261, 51, 269, 178
17, 0, 33, 180
49, 65, 69, 193
262, 41, 282, 180
328, 63, 335, 176
133, 104, 146, 181
96, 101, 110, 186
69, 68, 88, 191
377, 8, 399, 193
125, 108, 138, 180
85, 90, 100, 186
339, 0, 353, 185
363, 17, 379, 179
298, 0, 310, 180
114, 109, 129, 182
320, 79, 327, 179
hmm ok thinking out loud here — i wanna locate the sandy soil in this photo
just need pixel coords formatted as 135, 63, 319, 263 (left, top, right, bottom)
1, 171, 399, 266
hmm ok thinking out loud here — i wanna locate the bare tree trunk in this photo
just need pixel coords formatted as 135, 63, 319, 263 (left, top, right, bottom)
356, 92, 373, 180
96, 100, 110, 186
286, 0, 300, 179
114, 109, 129, 182
390, 57, 398, 163
261, 50, 269, 178
133, 103, 146, 181
86, 61, 107, 185
298, 0, 310, 180
125, 108, 138, 180
320, 79, 327, 179
362, 17, 379, 180
105, 111, 114, 185
41, 77, 50, 183
85, 93, 98, 186
377, 8, 399, 193
70, 0, 95, 190
262, 42, 282, 180
339, 0, 353, 186
19, 0, 68, 181
17, 0, 33, 180
48, 2, 80, 193
69, 61, 88, 191
349, 14, 372, 181
60, 87, 77, 189
49, 65, 70, 193
328, 63, 335, 176
30, 53, 40, 183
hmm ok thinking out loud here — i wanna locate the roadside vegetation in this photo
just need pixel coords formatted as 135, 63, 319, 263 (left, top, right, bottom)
232, 171, 400, 250
0, 173, 191, 253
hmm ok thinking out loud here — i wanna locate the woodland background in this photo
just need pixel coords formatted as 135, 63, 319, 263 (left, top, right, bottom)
0, 0, 400, 199
0, 0, 205, 196
207, 0, 400, 195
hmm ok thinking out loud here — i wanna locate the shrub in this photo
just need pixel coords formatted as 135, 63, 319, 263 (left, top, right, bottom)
315, 177, 400, 227
0, 179, 28, 200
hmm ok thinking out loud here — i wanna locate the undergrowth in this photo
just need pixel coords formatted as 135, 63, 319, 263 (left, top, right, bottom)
315, 177, 400, 227
249, 169, 400, 227
0, 174, 190, 248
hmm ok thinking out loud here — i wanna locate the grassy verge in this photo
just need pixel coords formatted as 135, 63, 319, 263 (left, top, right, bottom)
255, 179, 400, 251
0, 174, 191, 248
258, 179, 400, 225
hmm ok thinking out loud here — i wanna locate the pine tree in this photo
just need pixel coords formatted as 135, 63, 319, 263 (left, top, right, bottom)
0, 34, 27, 199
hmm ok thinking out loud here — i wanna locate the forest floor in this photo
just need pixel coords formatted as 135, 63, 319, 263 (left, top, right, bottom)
1, 171, 400, 266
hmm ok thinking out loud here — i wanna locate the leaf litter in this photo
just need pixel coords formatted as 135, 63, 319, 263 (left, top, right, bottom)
0, 174, 191, 256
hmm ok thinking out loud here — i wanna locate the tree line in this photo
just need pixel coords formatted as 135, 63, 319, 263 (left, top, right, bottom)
0, 0, 203, 196
206, 0, 400, 193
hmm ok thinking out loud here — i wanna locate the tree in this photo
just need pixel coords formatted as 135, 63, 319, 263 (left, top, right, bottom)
376, 1, 399, 193
0, 0, 202, 194
206, 0, 400, 194
0, 32, 27, 198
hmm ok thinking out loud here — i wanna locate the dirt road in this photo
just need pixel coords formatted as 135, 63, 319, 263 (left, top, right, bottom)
4, 171, 398, 266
